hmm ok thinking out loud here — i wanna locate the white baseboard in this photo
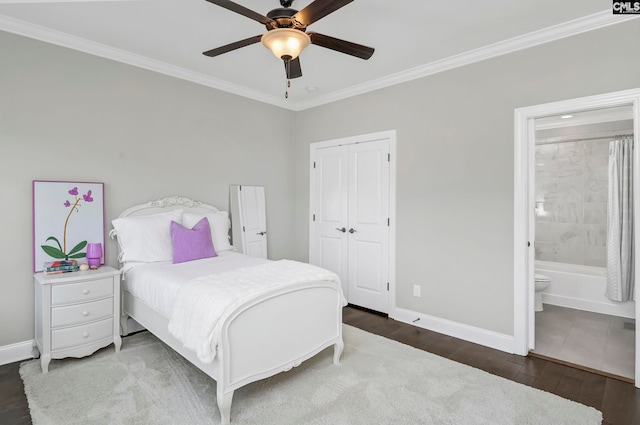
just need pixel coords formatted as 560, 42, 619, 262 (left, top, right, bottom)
391, 307, 515, 354
0, 340, 35, 366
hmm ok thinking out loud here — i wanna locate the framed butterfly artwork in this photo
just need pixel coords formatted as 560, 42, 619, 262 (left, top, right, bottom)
32, 180, 105, 272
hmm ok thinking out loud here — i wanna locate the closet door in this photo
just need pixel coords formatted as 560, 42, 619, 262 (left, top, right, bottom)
312, 146, 349, 293
347, 140, 390, 313
230, 185, 268, 258
310, 138, 390, 313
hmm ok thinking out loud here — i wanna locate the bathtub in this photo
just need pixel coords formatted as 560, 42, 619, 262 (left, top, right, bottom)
535, 260, 635, 319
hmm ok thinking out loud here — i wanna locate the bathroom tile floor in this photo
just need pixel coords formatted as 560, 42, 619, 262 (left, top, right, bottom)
533, 304, 635, 380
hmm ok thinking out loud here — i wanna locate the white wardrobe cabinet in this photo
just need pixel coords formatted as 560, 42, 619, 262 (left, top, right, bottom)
230, 185, 268, 259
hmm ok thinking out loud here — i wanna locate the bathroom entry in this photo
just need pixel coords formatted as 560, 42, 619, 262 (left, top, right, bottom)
513, 88, 640, 387
531, 106, 635, 380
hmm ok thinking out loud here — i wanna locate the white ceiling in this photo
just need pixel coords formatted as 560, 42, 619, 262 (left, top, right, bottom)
0, 0, 636, 110
536, 106, 634, 130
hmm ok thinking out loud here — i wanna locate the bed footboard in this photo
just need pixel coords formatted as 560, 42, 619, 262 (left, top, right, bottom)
216, 281, 344, 424
122, 281, 343, 425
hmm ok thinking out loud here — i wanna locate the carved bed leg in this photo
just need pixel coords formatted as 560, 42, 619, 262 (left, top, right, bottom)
217, 384, 234, 425
333, 338, 344, 365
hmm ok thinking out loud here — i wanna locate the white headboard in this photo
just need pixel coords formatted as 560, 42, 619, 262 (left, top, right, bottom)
117, 195, 222, 218
109, 195, 225, 243
109, 195, 233, 267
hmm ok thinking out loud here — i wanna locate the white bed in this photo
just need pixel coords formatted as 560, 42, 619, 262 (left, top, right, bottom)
110, 196, 344, 424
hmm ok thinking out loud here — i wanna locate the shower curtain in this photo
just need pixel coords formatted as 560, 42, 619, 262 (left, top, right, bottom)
606, 135, 635, 302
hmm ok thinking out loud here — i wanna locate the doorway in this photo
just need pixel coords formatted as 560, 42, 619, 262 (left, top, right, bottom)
309, 130, 397, 314
531, 107, 635, 380
513, 88, 640, 386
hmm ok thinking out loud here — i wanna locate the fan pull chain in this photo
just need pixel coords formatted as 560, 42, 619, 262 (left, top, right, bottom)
283, 57, 292, 99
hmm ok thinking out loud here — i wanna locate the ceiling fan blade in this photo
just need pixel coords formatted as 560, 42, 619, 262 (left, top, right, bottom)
202, 35, 263, 57
285, 57, 302, 79
293, 0, 353, 26
204, 0, 275, 26
308, 32, 374, 60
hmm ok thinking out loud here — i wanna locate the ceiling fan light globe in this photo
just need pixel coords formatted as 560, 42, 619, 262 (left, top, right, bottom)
261, 28, 310, 60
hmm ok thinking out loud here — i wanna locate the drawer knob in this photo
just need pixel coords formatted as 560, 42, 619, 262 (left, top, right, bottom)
83, 289, 90, 295
82, 332, 89, 338
82, 311, 89, 317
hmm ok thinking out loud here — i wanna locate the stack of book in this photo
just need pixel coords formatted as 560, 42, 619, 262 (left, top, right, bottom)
44, 260, 79, 275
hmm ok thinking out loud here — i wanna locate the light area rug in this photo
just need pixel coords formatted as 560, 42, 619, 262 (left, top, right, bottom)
20, 325, 602, 425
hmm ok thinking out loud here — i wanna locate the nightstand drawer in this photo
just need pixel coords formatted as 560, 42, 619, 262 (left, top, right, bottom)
51, 318, 113, 351
51, 278, 114, 305
51, 298, 113, 328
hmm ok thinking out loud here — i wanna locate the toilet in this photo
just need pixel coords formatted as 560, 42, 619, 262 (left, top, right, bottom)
534, 273, 551, 312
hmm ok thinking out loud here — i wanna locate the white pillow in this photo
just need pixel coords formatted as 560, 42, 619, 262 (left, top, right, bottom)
111, 209, 183, 263
183, 211, 233, 252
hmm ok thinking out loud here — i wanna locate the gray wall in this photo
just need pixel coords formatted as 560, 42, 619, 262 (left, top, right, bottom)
2, 19, 639, 349
293, 20, 640, 336
0, 31, 297, 347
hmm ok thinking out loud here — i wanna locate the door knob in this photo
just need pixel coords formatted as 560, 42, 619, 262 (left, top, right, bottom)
257, 231, 267, 236
336, 227, 346, 233
349, 228, 357, 233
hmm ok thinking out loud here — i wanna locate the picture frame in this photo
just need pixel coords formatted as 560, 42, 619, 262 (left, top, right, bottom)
32, 180, 105, 273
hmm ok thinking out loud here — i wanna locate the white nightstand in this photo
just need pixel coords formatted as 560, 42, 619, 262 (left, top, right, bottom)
33, 266, 121, 373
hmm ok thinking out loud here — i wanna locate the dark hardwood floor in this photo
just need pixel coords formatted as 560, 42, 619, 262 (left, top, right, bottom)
0, 361, 31, 424
1, 305, 638, 424
343, 305, 640, 425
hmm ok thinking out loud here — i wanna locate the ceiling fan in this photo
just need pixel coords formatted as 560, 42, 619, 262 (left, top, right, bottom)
203, 0, 375, 80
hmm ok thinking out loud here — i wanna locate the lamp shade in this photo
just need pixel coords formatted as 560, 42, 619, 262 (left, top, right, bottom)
86, 242, 102, 269
261, 28, 310, 60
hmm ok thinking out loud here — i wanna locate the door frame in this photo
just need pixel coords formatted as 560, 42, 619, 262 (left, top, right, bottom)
513, 88, 640, 386
309, 130, 397, 316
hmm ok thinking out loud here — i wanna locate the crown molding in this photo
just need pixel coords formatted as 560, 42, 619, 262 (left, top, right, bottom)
0, 14, 291, 109
0, 10, 637, 112
292, 11, 639, 110
0, 0, 133, 3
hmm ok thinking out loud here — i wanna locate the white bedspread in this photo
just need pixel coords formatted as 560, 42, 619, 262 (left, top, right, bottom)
122, 251, 269, 318
167, 259, 342, 364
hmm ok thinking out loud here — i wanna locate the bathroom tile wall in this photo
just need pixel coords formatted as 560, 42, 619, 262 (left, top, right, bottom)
534, 138, 609, 267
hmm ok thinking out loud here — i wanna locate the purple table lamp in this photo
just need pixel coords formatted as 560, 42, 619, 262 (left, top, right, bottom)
86, 243, 102, 269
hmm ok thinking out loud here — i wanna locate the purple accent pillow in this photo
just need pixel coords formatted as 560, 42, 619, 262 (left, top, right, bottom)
170, 218, 217, 264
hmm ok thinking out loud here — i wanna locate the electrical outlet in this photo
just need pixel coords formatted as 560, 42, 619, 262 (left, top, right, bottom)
413, 285, 421, 297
